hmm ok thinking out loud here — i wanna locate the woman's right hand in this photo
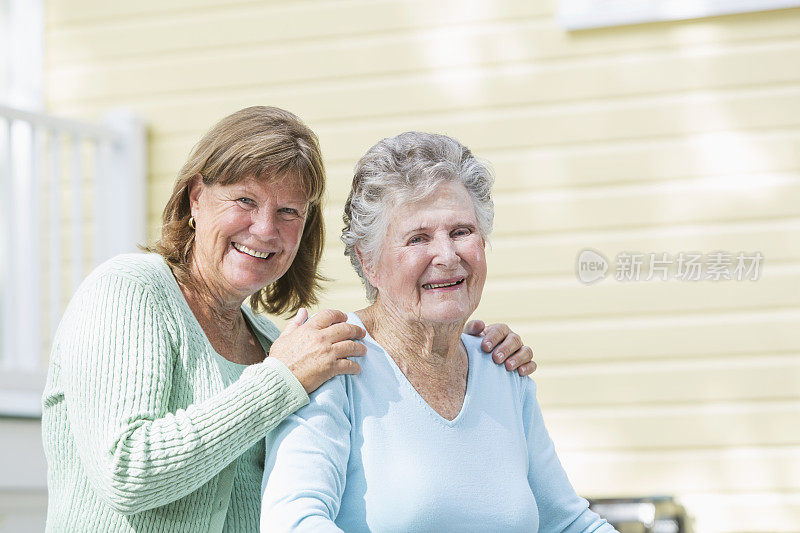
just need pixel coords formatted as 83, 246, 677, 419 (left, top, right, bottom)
268, 308, 367, 394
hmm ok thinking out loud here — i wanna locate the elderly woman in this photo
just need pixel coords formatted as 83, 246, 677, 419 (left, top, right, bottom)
260, 132, 616, 532
41, 107, 534, 532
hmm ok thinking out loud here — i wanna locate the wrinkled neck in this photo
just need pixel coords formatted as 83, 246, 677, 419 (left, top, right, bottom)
357, 298, 466, 372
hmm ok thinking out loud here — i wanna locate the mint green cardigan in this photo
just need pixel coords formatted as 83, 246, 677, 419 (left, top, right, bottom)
41, 253, 309, 532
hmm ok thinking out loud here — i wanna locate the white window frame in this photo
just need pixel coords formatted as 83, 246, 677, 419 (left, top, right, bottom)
558, 0, 800, 31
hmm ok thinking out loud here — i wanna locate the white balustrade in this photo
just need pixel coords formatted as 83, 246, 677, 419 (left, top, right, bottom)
0, 104, 145, 416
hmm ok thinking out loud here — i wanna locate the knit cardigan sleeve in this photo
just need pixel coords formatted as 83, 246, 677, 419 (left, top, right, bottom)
57, 270, 309, 515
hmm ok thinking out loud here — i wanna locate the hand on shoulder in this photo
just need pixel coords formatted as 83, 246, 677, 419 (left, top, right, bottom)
269, 308, 367, 393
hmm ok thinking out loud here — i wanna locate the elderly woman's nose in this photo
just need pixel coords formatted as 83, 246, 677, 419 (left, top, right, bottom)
431, 235, 459, 265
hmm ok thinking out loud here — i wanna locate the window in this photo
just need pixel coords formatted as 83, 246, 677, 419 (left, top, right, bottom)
558, 0, 800, 30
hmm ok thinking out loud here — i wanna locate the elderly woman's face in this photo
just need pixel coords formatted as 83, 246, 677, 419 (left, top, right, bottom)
189, 174, 308, 302
367, 181, 487, 326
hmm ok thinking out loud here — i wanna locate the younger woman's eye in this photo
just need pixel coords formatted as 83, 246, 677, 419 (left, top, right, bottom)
237, 197, 256, 207
278, 207, 302, 219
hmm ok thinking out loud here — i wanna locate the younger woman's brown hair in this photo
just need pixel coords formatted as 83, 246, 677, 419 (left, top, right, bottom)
147, 106, 326, 316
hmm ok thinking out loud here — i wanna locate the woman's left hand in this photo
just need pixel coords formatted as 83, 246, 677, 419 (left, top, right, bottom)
464, 321, 537, 377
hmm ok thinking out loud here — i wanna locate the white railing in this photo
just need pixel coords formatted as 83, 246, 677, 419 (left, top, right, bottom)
0, 105, 146, 417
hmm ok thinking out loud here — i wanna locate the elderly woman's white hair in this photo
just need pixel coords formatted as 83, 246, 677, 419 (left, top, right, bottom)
341, 131, 495, 301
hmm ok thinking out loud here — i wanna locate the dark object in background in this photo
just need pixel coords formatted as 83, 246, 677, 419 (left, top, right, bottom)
588, 496, 693, 533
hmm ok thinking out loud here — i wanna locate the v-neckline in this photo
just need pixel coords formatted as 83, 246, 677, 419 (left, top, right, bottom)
349, 312, 475, 426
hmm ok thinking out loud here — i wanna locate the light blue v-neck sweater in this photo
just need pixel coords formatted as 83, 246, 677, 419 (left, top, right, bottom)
261, 312, 615, 532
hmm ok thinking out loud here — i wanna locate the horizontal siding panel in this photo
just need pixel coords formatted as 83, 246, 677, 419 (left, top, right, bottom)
317, 218, 800, 282
485, 218, 799, 275
316, 85, 800, 163
46, 0, 295, 25
485, 175, 799, 236
326, 129, 800, 197
316, 267, 800, 323
456, 131, 800, 192
46, 19, 562, 103
537, 354, 800, 406
544, 400, 800, 451
561, 447, 800, 494
49, 36, 800, 128
310, 289, 800, 363
47, 20, 800, 108
317, 175, 800, 239
148, 129, 800, 213
512, 310, 800, 363
46, 0, 550, 27
47, 7, 800, 66
480, 266, 799, 321
144, 85, 800, 176
47, 1, 547, 64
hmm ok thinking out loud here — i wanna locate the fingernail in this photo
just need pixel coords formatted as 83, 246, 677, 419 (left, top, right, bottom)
493, 351, 503, 361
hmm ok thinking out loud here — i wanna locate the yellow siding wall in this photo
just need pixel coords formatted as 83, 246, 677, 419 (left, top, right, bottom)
45, 1, 800, 531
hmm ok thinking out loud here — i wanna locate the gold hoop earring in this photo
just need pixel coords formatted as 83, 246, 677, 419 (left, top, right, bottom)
189, 216, 196, 229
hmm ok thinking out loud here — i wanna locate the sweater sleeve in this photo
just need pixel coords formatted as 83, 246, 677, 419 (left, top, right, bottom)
523, 379, 617, 533
58, 272, 309, 515
260, 375, 351, 532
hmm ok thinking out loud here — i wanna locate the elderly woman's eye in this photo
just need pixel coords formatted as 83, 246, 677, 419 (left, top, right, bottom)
452, 227, 472, 237
408, 235, 426, 245
237, 197, 256, 207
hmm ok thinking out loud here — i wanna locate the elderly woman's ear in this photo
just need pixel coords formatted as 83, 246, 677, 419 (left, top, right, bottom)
355, 246, 378, 288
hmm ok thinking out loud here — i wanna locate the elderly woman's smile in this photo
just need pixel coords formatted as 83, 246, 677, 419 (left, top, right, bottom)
367, 181, 487, 326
